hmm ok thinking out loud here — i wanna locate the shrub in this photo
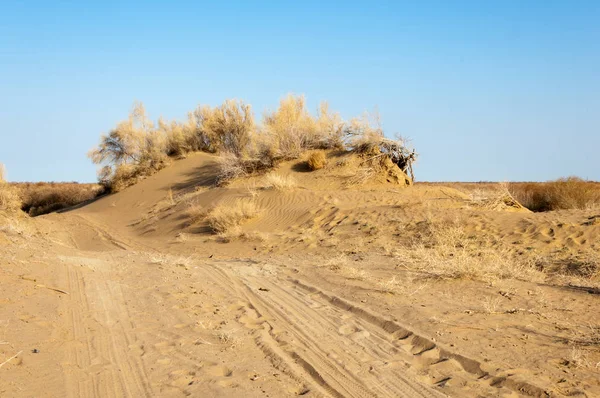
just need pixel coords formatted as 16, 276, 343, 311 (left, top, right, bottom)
216, 153, 249, 185
206, 199, 260, 233
159, 116, 201, 157
194, 99, 254, 157
17, 182, 104, 216
89, 102, 169, 191
397, 218, 541, 282
263, 95, 344, 160
307, 150, 327, 171
0, 164, 22, 214
89, 96, 417, 189
509, 177, 600, 212
263, 173, 297, 191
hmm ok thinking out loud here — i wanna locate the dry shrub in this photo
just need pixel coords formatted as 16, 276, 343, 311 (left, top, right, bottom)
216, 149, 279, 185
89, 102, 169, 192
159, 116, 202, 157
510, 177, 600, 212
263, 94, 343, 160
90, 96, 417, 190
206, 199, 261, 233
263, 173, 297, 191
0, 164, 22, 214
194, 99, 254, 157
307, 150, 327, 171
17, 182, 104, 216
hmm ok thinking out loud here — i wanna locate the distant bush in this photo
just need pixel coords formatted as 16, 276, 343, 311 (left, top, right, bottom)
0, 164, 22, 214
17, 182, 104, 216
306, 150, 327, 171
509, 177, 600, 212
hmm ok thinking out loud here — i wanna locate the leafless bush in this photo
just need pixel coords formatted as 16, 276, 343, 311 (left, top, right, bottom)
263, 95, 344, 160
89, 102, 169, 191
194, 99, 255, 157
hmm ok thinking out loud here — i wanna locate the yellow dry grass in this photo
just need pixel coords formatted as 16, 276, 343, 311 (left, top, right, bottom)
206, 199, 261, 234
263, 173, 297, 191
0, 164, 22, 214
396, 217, 542, 283
307, 151, 327, 171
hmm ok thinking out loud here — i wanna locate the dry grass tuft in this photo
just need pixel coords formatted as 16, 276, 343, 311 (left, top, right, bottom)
307, 151, 327, 171
397, 217, 542, 282
345, 167, 376, 187
0, 164, 22, 215
263, 173, 297, 191
206, 199, 261, 234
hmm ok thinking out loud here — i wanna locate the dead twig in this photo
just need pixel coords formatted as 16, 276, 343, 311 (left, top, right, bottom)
35, 284, 69, 295
0, 350, 23, 369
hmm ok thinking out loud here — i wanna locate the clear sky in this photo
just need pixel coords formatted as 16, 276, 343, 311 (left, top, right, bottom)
1, 1, 598, 182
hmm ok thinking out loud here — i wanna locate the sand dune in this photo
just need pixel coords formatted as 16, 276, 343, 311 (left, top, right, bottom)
1, 153, 599, 397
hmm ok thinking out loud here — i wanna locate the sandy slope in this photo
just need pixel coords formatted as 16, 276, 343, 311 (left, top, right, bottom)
1, 152, 599, 397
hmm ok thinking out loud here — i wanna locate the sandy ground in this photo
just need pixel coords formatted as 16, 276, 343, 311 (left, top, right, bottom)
1, 152, 599, 397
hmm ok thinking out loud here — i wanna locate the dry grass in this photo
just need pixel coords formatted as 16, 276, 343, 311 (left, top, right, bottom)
0, 164, 21, 214
509, 177, 600, 212
15, 182, 104, 216
396, 217, 542, 282
206, 199, 261, 234
421, 179, 600, 212
307, 150, 327, 171
263, 173, 297, 191
345, 167, 376, 187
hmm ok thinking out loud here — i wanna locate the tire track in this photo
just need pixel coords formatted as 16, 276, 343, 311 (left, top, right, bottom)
62, 256, 153, 398
215, 262, 446, 398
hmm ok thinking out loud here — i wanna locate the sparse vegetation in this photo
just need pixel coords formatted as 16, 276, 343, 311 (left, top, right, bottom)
263, 173, 297, 191
0, 164, 21, 214
16, 182, 104, 216
89, 95, 416, 190
206, 199, 261, 234
397, 217, 542, 282
509, 177, 600, 212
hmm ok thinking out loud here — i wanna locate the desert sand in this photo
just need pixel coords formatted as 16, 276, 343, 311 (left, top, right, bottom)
1, 152, 599, 397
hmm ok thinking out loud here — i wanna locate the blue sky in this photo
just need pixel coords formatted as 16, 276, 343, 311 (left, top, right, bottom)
1, 1, 598, 182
